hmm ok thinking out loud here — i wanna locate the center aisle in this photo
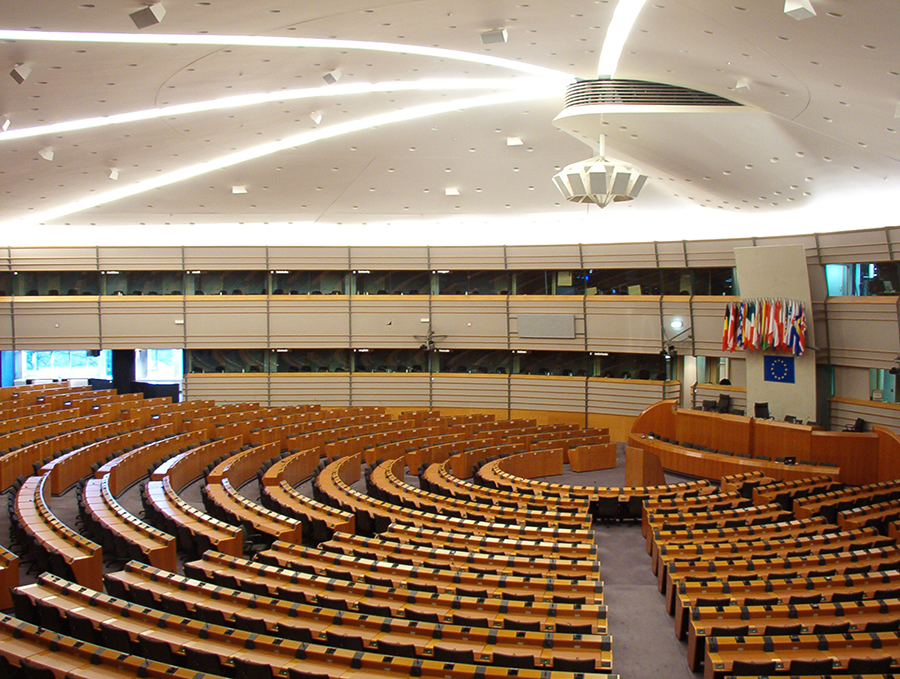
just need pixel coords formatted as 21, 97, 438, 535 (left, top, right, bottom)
594, 521, 700, 679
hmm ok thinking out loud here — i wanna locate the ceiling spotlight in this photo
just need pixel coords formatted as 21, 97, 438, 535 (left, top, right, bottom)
552, 135, 648, 208
322, 68, 342, 85
481, 28, 509, 45
670, 319, 684, 329
444, 188, 460, 196
130, 3, 166, 29
108, 168, 119, 180
0, 116, 10, 132
38, 147, 54, 161
231, 185, 248, 194
309, 110, 323, 125
735, 76, 751, 91
10, 63, 31, 85
506, 136, 523, 146
784, 0, 816, 20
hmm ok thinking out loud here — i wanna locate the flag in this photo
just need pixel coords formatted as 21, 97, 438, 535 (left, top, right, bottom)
764, 355, 795, 383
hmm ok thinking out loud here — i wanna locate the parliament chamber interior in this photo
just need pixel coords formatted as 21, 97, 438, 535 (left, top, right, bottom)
2, 1, 900, 677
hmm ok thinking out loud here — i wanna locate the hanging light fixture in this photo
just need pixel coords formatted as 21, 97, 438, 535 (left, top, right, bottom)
552, 134, 648, 207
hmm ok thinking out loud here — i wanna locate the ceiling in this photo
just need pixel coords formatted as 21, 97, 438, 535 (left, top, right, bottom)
0, 0, 898, 247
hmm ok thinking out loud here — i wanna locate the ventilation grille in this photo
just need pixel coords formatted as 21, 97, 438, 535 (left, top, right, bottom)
564, 79, 739, 109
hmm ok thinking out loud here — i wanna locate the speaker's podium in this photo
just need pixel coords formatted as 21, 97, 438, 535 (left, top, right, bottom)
625, 445, 666, 487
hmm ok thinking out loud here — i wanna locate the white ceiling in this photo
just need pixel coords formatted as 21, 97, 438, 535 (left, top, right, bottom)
0, 0, 898, 247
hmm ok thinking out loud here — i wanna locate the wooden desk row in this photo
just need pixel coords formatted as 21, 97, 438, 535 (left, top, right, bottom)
673, 568, 900, 641
13, 571, 615, 678
317, 454, 594, 545
792, 478, 900, 520
317, 531, 599, 580
370, 457, 592, 530
687, 597, 900, 671
143, 478, 243, 557
183, 550, 606, 633
82, 475, 176, 571
13, 473, 102, 591
100, 564, 609, 664
656, 526, 891, 582
257, 539, 603, 603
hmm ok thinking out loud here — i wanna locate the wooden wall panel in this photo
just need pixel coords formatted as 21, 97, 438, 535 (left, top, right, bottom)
510, 375, 585, 412
431, 374, 509, 410
351, 373, 430, 408
97, 247, 183, 271
826, 297, 898, 368
184, 297, 268, 348
183, 246, 268, 270
690, 297, 736, 357
685, 239, 752, 267
100, 297, 185, 348
430, 298, 509, 350
350, 247, 429, 270
183, 374, 268, 405
588, 378, 668, 417
830, 398, 900, 435
13, 298, 100, 350
428, 246, 506, 270
10, 247, 98, 271
584, 296, 661, 353
268, 247, 349, 270
818, 229, 892, 264
506, 244, 582, 269
269, 374, 351, 407
0, 299, 12, 350
269, 297, 350, 349
350, 297, 430, 349
582, 242, 658, 268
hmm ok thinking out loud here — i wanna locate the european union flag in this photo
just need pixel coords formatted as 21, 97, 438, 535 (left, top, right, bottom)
764, 355, 795, 383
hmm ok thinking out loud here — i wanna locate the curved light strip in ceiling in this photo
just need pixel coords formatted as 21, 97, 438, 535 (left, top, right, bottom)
0, 29, 572, 80
597, 0, 648, 78
0, 77, 548, 142
4, 88, 542, 229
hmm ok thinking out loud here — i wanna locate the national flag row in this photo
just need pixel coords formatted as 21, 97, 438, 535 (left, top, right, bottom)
722, 298, 807, 355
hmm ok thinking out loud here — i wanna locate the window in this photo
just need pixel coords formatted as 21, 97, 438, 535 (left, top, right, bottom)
135, 349, 183, 382
17, 350, 112, 381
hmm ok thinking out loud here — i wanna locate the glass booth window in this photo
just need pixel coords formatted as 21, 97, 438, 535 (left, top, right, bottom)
187, 349, 267, 373
351, 349, 427, 373
188, 271, 268, 295
103, 271, 183, 296
595, 352, 667, 381
513, 350, 591, 376
0, 271, 13, 296
436, 349, 511, 374
17, 271, 100, 296
271, 271, 346, 295
135, 349, 183, 382
353, 271, 429, 295
17, 350, 112, 381
436, 270, 509, 295
271, 349, 350, 373
826, 263, 900, 296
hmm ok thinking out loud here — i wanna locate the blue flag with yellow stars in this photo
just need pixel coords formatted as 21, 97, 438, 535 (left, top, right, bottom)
764, 355, 795, 383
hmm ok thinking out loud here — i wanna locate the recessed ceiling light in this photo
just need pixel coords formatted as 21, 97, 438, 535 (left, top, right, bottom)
0, 116, 9, 132
445, 188, 460, 196
506, 136, 523, 146
108, 168, 119, 180
38, 147, 54, 161
323, 68, 342, 84
309, 110, 322, 125
232, 185, 248, 194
